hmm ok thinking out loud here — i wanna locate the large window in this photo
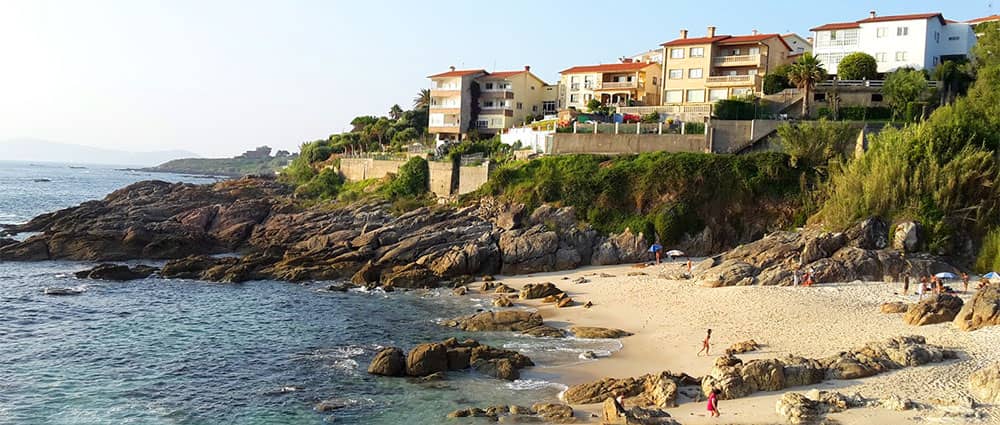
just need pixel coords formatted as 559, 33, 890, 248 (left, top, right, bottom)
686, 89, 705, 103
688, 68, 703, 79
816, 29, 859, 48
897, 26, 909, 36
668, 69, 683, 79
542, 101, 556, 113
895, 51, 907, 61
876, 27, 887, 38
670, 48, 684, 59
875, 52, 887, 62
583, 76, 593, 89
664, 90, 683, 103
708, 88, 729, 101
689, 47, 705, 57
748, 47, 760, 55
732, 88, 752, 97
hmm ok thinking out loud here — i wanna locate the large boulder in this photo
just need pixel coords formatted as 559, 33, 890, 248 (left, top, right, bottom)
592, 228, 648, 265
775, 392, 823, 425
531, 403, 575, 424
800, 232, 846, 265
444, 310, 543, 332
831, 247, 882, 281
563, 371, 696, 407
473, 358, 519, 381
846, 217, 889, 250
695, 260, 758, 287
498, 225, 559, 274
519, 282, 563, 299
880, 302, 910, 314
893, 222, 921, 252
74, 263, 157, 281
570, 327, 633, 339
904, 294, 964, 326
969, 362, 1000, 404
368, 347, 406, 376
953, 285, 1000, 331
406, 343, 448, 377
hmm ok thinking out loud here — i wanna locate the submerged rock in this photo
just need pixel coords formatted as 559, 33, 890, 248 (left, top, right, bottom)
75, 263, 157, 281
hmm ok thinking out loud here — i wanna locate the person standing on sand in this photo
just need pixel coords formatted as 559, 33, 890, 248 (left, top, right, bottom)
902, 273, 910, 295
707, 388, 720, 418
792, 269, 800, 286
918, 276, 927, 299
687, 258, 693, 275
962, 273, 969, 293
697, 329, 712, 356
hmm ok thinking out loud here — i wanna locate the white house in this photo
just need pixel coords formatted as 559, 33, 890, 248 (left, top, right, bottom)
810, 11, 976, 75
782, 33, 813, 56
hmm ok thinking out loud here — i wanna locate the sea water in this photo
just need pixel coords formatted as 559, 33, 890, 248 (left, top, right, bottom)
0, 161, 619, 424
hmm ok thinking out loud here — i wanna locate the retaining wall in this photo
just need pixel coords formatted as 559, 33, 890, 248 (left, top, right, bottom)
550, 133, 708, 155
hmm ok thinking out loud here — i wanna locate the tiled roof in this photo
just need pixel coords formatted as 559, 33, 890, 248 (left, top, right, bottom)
810, 22, 861, 31
428, 69, 486, 78
560, 62, 656, 74
483, 70, 527, 79
812, 12, 949, 32
718, 33, 793, 51
661, 35, 730, 46
967, 14, 1000, 24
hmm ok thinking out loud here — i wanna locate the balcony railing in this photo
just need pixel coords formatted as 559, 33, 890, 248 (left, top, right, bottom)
430, 103, 460, 109
705, 75, 758, 86
816, 79, 941, 89
430, 122, 460, 127
712, 54, 763, 66
598, 81, 640, 90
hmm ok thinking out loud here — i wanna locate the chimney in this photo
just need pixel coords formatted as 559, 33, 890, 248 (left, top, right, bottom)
869, 10, 876, 19
524, 65, 531, 71
807, 36, 814, 45
707, 26, 716, 37
449, 65, 456, 71
680, 29, 688, 39
751, 29, 758, 36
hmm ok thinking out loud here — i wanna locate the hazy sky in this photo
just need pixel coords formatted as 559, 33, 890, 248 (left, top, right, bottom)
0, 0, 993, 157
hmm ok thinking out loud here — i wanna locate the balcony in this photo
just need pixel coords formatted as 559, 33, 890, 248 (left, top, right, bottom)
712, 54, 764, 67
480, 90, 514, 99
596, 81, 640, 90
705, 75, 758, 86
479, 107, 513, 117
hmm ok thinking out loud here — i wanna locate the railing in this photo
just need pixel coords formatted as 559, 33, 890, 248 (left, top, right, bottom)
712, 54, 762, 66
430, 122, 460, 127
598, 81, 639, 89
568, 120, 707, 135
817, 79, 941, 89
430, 103, 460, 109
432, 85, 460, 90
460, 153, 485, 166
618, 105, 713, 115
706, 75, 756, 84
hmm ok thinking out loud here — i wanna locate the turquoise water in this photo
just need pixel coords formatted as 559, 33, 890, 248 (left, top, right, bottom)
0, 162, 617, 424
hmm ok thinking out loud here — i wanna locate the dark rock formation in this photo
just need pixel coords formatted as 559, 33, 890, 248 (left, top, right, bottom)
369, 339, 533, 381
405, 343, 448, 377
367, 347, 406, 376
74, 263, 157, 281
519, 282, 563, 299
444, 310, 543, 332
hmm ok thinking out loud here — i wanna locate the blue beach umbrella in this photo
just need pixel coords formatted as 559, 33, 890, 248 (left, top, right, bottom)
984, 272, 1000, 279
934, 272, 957, 279
648, 243, 663, 253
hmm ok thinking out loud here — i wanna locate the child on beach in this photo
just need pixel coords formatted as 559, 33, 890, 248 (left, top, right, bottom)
697, 329, 712, 356
962, 273, 969, 293
707, 388, 720, 417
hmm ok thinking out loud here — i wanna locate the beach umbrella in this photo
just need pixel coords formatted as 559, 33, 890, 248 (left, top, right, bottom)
934, 272, 957, 279
648, 243, 662, 253
984, 272, 1000, 280
665, 249, 685, 257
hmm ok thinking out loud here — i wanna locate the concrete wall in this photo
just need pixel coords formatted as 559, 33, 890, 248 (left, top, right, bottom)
501, 127, 553, 153
550, 133, 708, 155
458, 162, 491, 195
428, 160, 457, 198
709, 120, 752, 153
339, 158, 409, 181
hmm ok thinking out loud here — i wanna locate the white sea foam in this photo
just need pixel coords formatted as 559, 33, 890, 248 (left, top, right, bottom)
505, 379, 568, 392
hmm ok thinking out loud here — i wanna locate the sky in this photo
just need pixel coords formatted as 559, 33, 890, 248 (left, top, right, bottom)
0, 0, 994, 158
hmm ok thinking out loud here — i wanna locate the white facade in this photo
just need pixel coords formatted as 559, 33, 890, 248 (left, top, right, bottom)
782, 33, 813, 55
812, 14, 976, 75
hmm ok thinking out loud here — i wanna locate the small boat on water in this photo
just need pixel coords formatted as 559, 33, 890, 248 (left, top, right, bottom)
32, 178, 51, 182
42, 287, 84, 296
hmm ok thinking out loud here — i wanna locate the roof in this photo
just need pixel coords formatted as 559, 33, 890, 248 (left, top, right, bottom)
718, 33, 793, 51
560, 62, 657, 74
812, 12, 948, 32
967, 14, 1000, 24
427, 69, 486, 78
661, 35, 730, 47
483, 70, 527, 79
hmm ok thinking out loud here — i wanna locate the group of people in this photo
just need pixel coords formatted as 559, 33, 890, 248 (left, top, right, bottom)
791, 269, 815, 287
900, 272, 972, 299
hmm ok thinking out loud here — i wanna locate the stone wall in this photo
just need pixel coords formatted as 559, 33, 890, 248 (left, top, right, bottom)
550, 133, 708, 155
458, 162, 491, 195
339, 158, 409, 181
428, 161, 457, 198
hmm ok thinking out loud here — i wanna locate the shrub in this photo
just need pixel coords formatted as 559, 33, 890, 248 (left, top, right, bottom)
837, 52, 878, 80
883, 69, 929, 120
763, 73, 790, 95
293, 168, 343, 199
776, 119, 856, 168
714, 99, 756, 120
975, 228, 1000, 273
683, 122, 705, 134
381, 156, 429, 198
641, 112, 661, 123
837, 106, 892, 121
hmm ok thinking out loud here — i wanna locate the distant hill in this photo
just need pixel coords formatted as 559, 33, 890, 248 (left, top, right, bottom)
142, 146, 296, 177
0, 138, 198, 167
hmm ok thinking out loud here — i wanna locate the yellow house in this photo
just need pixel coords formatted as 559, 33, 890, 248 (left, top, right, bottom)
558, 61, 662, 111
428, 66, 556, 143
660, 27, 794, 112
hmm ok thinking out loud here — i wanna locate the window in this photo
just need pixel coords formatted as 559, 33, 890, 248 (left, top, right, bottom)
570, 76, 579, 91
686, 89, 705, 103
948, 36, 960, 41
652, 76, 658, 86
813, 93, 826, 101
708, 88, 729, 101
732, 88, 752, 97
516, 102, 523, 110
871, 93, 883, 102
542, 101, 556, 113
583, 94, 592, 102
482, 100, 494, 108
895, 51, 907, 61
897, 26, 908, 36
670, 48, 684, 59
748, 69, 758, 76
476, 120, 489, 129
668, 69, 683, 79
875, 52, 887, 62
484, 83, 493, 90
664, 90, 683, 103
583, 76, 593, 89
729, 48, 741, 55
689, 47, 705, 57
748, 47, 760, 55
569, 94, 579, 103
532, 105, 538, 112
876, 27, 887, 38
935, 32, 940, 43
688, 68, 703, 79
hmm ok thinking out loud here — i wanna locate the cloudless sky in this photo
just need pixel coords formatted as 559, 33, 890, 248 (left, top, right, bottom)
0, 0, 994, 157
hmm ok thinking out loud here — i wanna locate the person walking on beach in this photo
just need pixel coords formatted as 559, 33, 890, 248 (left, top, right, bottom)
687, 258, 693, 275
902, 273, 910, 295
918, 276, 927, 299
697, 329, 712, 356
792, 269, 800, 286
707, 388, 721, 418
962, 273, 969, 293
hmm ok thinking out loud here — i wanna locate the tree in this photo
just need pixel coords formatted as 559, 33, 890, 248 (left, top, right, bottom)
883, 69, 928, 120
776, 119, 856, 168
836, 52, 878, 80
389, 104, 404, 120
932, 60, 974, 105
972, 21, 1000, 69
786, 53, 828, 117
413, 89, 431, 110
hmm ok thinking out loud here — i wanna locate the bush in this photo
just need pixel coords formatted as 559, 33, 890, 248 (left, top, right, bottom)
837, 52, 878, 80
641, 112, 661, 123
884, 69, 929, 119
381, 156, 429, 198
714, 99, 756, 120
776, 119, 856, 168
683, 122, 705, 134
837, 106, 892, 121
294, 168, 343, 199
976, 228, 1000, 273
763, 73, 790, 95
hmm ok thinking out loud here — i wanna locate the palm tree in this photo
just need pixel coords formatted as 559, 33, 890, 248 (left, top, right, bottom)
389, 104, 404, 120
787, 53, 828, 118
413, 89, 431, 110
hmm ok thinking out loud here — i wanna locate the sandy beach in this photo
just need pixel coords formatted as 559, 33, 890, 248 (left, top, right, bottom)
495, 262, 1000, 424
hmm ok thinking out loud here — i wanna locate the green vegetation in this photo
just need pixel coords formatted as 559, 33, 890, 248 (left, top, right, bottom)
882, 69, 929, 121
776, 119, 856, 169
836, 52, 878, 80
817, 106, 892, 121
477, 152, 805, 244
762, 64, 792, 95
381, 157, 429, 198
713, 99, 757, 120
787, 52, 828, 117
145, 148, 294, 177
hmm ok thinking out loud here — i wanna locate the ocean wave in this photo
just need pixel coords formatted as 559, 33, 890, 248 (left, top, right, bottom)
505, 379, 568, 392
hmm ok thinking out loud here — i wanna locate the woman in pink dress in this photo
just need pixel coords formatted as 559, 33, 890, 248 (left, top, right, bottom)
707, 388, 720, 417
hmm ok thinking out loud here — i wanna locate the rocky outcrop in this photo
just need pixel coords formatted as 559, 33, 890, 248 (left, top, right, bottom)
444, 310, 543, 332
592, 228, 649, 265
601, 398, 681, 425
522, 325, 566, 338
367, 347, 405, 376
726, 340, 759, 354
775, 390, 864, 425
519, 282, 563, 299
562, 371, 700, 407
570, 327, 633, 339
893, 222, 921, 252
881, 302, 909, 314
447, 403, 576, 423
903, 295, 964, 326
969, 362, 1000, 404
953, 285, 1000, 331
406, 343, 448, 377
74, 263, 157, 281
703, 336, 954, 400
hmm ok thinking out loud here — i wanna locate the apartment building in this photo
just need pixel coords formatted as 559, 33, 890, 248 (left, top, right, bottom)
810, 11, 976, 75
428, 66, 556, 143
782, 33, 813, 56
558, 61, 662, 111
659, 27, 794, 109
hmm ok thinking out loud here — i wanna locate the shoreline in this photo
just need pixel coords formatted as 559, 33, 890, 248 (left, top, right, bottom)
489, 262, 1000, 424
